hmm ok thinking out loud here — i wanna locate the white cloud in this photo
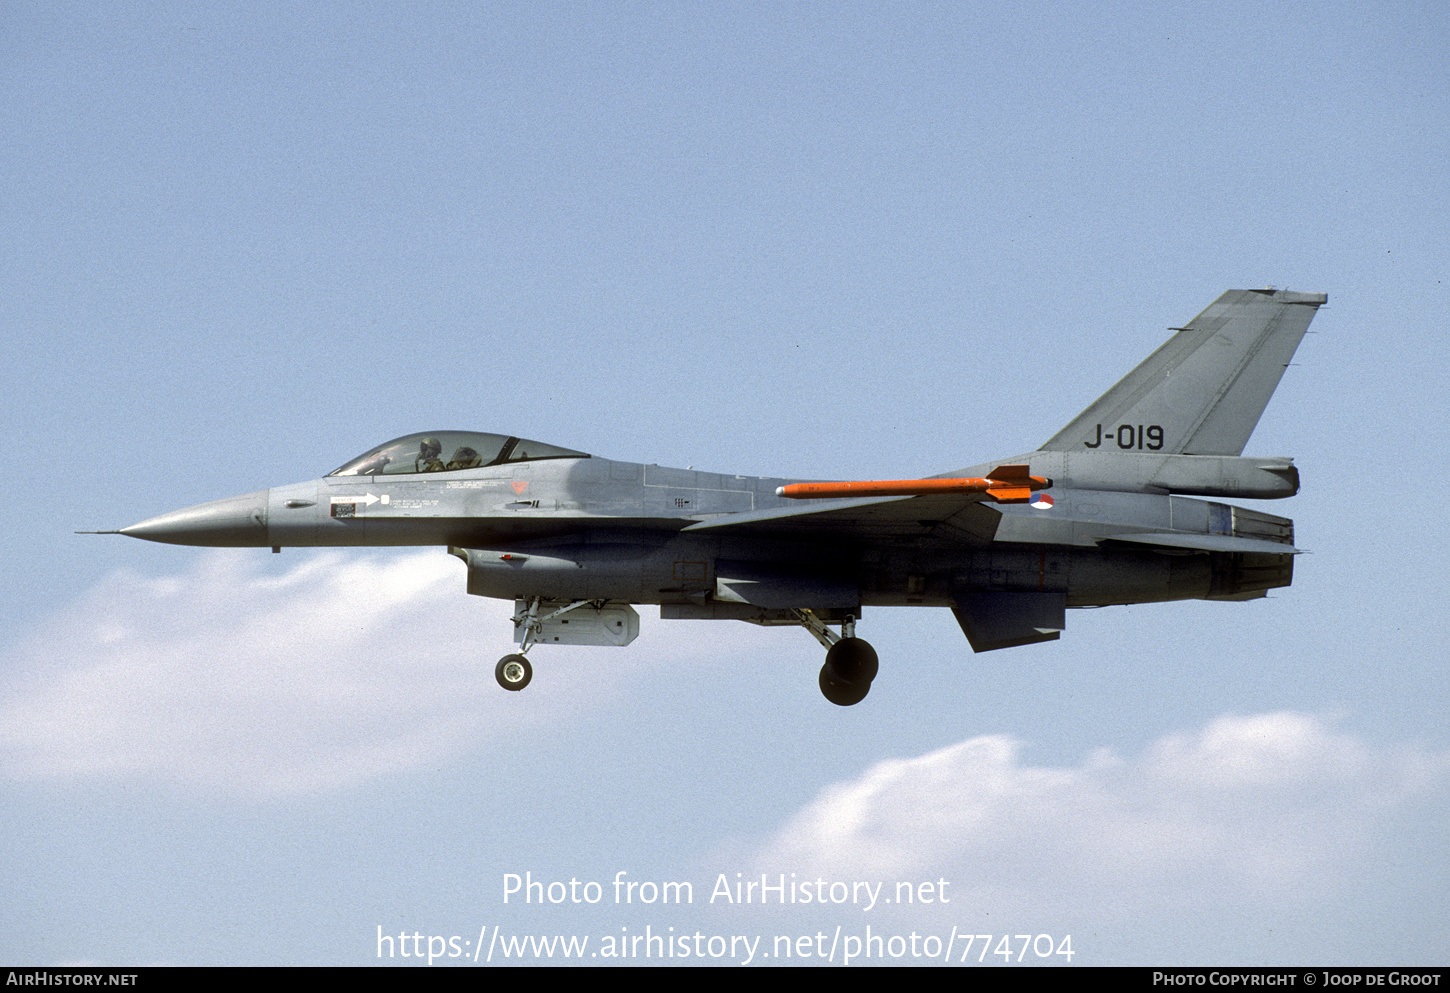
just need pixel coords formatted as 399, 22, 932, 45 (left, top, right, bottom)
752, 713, 1449, 918
0, 548, 783, 798
0, 551, 635, 797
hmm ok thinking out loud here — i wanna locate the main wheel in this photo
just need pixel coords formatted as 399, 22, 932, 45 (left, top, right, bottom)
824, 637, 879, 684
818, 637, 879, 706
819, 664, 871, 706
495, 654, 533, 691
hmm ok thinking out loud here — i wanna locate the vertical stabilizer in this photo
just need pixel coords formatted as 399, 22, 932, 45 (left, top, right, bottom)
1041, 289, 1326, 456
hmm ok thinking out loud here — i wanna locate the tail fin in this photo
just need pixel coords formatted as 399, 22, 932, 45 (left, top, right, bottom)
1041, 289, 1326, 456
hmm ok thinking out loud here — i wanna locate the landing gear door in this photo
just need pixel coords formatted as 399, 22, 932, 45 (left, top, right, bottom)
513, 600, 640, 647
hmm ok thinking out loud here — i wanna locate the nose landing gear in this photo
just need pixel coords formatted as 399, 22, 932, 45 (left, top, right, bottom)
494, 597, 566, 692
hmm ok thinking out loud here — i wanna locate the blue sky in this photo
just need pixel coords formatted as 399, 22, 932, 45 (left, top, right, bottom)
2, 0, 1447, 966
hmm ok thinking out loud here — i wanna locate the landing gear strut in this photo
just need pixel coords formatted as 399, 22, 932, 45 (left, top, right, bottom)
795, 611, 879, 706
495, 597, 542, 692
495, 597, 596, 692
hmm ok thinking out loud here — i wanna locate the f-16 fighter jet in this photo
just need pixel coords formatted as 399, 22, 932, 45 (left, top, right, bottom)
105, 289, 1325, 705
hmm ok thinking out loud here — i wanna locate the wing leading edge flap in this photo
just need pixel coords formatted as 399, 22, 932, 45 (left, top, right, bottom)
952, 591, 1066, 653
682, 494, 901, 532
683, 492, 1002, 543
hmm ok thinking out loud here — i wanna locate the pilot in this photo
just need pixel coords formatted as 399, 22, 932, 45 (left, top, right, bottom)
415, 437, 446, 472
446, 446, 482, 470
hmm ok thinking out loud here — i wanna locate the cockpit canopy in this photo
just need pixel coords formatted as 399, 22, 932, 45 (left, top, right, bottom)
328, 431, 590, 477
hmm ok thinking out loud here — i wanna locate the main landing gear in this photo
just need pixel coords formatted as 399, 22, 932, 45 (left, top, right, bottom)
795, 610, 879, 707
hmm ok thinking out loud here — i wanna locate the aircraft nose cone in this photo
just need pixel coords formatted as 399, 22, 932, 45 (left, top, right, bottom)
120, 489, 270, 546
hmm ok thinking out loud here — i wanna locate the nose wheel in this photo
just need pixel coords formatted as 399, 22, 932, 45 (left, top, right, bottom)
495, 654, 533, 691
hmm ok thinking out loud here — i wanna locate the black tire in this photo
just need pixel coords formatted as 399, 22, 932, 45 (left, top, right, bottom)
495, 654, 533, 691
823, 637, 879, 685
819, 663, 871, 706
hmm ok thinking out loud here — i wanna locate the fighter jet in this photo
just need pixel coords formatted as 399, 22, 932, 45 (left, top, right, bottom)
103, 289, 1325, 705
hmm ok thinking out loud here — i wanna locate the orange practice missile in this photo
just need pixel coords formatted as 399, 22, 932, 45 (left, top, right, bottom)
775, 465, 1051, 504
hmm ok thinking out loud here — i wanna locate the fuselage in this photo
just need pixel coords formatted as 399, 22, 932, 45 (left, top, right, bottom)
121, 445, 1296, 613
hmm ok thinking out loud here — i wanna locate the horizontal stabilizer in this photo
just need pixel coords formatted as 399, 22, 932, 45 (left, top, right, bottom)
1098, 532, 1301, 555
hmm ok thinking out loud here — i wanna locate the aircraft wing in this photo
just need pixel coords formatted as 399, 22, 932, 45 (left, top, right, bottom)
682, 492, 1002, 545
